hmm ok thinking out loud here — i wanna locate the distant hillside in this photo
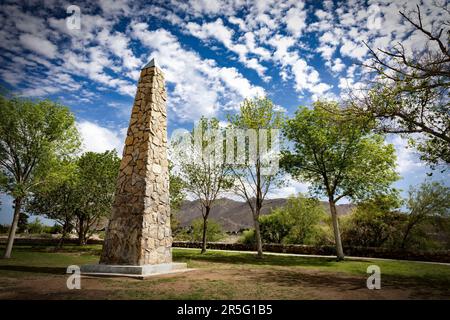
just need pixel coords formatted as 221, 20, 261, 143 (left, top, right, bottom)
175, 198, 354, 232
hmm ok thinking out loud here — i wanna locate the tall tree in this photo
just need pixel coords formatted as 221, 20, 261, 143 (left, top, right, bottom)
354, 4, 449, 169
0, 95, 79, 258
228, 97, 285, 258
26, 160, 78, 248
173, 117, 232, 253
401, 181, 450, 249
281, 101, 398, 260
26, 151, 120, 246
74, 150, 120, 245
169, 161, 185, 233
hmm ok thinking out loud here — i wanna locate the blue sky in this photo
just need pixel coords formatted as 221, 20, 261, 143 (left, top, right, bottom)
0, 0, 448, 224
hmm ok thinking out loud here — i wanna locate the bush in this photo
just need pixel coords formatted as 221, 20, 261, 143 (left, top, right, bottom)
259, 194, 328, 245
341, 194, 405, 248
175, 218, 225, 242
0, 224, 10, 234
239, 229, 256, 245
43, 224, 63, 234
27, 218, 45, 234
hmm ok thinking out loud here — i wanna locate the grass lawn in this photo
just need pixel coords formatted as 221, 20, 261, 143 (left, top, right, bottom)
0, 244, 449, 299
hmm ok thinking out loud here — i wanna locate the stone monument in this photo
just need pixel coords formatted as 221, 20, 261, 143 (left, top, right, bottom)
81, 59, 187, 278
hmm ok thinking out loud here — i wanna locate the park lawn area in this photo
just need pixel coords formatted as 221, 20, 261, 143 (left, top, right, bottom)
0, 244, 449, 300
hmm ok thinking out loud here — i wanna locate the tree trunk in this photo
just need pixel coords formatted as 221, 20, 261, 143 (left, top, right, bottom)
400, 220, 416, 250
3, 197, 22, 259
57, 220, 70, 249
253, 208, 263, 258
78, 216, 85, 246
329, 199, 344, 261
201, 206, 210, 254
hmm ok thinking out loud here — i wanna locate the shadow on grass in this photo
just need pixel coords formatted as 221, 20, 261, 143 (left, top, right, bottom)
251, 268, 364, 291
173, 250, 338, 268
0, 265, 67, 275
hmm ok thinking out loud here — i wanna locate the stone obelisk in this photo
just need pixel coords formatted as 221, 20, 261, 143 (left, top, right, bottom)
81, 59, 187, 278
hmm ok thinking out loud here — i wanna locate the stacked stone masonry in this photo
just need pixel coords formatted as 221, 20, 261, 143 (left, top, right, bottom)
100, 65, 171, 266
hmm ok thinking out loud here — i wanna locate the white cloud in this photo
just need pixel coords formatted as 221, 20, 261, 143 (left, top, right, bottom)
19, 34, 57, 59
266, 175, 310, 199
185, 18, 269, 78
284, 3, 307, 37
77, 121, 124, 154
390, 135, 423, 175
131, 24, 265, 121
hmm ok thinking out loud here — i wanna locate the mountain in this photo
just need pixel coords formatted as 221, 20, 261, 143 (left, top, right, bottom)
175, 198, 354, 232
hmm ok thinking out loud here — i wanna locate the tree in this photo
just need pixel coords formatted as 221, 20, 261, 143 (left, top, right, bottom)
354, 4, 450, 169
173, 117, 232, 253
401, 181, 450, 249
189, 218, 224, 242
260, 194, 327, 245
17, 212, 29, 233
169, 161, 185, 233
341, 193, 403, 248
281, 101, 398, 260
74, 151, 120, 245
228, 97, 285, 258
27, 151, 120, 246
0, 95, 79, 258
26, 160, 79, 247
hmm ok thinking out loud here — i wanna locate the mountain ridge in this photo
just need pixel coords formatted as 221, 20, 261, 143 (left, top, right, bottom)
175, 198, 354, 232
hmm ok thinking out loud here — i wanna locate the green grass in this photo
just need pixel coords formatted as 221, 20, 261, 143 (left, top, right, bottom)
0, 244, 449, 299
1, 245, 450, 281
173, 248, 450, 286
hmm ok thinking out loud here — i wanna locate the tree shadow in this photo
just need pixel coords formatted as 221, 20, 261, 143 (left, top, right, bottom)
251, 268, 364, 291
0, 265, 67, 275
174, 250, 339, 267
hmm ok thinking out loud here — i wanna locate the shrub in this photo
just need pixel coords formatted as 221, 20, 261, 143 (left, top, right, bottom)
174, 218, 225, 242
259, 194, 328, 245
27, 218, 45, 234
43, 224, 63, 234
239, 229, 256, 245
0, 224, 10, 234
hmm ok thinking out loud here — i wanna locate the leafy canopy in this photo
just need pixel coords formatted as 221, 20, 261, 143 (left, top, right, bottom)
281, 101, 399, 202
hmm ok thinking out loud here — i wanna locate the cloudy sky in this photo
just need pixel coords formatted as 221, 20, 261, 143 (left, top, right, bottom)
0, 0, 448, 224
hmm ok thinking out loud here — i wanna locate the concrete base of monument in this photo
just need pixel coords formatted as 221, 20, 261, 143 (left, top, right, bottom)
80, 262, 191, 279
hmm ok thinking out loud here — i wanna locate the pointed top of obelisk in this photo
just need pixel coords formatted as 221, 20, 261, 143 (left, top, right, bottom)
142, 58, 159, 70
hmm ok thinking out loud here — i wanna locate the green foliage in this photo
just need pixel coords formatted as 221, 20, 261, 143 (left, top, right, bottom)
17, 212, 29, 233
27, 150, 120, 245
282, 101, 399, 202
172, 117, 232, 251
177, 218, 225, 242
27, 218, 45, 234
0, 224, 10, 234
227, 96, 286, 256
0, 95, 80, 256
281, 101, 399, 259
0, 95, 80, 198
341, 197, 403, 248
239, 229, 256, 245
259, 195, 328, 245
45, 224, 63, 234
400, 181, 450, 250
169, 161, 185, 214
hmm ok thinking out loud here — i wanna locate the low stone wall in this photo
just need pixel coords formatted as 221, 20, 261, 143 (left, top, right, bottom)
1, 238, 449, 263
173, 241, 450, 263
0, 238, 103, 246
